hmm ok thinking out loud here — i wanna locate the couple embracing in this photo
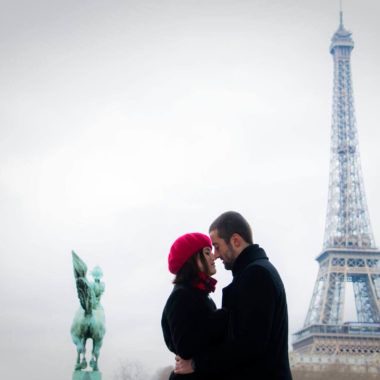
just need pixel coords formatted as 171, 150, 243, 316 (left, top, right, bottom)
161, 211, 292, 380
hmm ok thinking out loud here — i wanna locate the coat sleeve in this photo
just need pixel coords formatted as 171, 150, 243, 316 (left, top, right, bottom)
162, 288, 208, 359
193, 265, 276, 373
163, 288, 228, 360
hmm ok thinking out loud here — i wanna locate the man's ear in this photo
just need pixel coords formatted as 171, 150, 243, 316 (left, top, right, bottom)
230, 233, 242, 249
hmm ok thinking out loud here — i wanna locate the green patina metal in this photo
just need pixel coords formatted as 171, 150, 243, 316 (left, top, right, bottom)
72, 370, 102, 380
71, 251, 106, 372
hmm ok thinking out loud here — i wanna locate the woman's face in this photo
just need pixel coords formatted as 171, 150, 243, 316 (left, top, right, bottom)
197, 246, 216, 276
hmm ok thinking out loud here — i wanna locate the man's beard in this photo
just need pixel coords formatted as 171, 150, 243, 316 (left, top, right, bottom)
223, 245, 236, 270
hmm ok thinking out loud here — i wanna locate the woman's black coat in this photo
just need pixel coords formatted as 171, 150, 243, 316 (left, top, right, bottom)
161, 282, 227, 379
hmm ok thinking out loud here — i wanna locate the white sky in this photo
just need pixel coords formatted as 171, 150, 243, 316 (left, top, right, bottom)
1, 1, 380, 379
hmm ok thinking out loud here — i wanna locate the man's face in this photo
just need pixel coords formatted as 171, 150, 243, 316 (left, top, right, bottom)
210, 229, 237, 270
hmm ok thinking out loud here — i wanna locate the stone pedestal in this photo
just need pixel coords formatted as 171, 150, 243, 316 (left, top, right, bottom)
72, 371, 101, 380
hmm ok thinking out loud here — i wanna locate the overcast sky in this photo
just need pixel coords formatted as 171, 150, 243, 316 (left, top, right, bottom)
1, 0, 380, 379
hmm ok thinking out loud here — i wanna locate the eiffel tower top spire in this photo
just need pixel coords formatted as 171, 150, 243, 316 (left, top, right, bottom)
330, 6, 353, 54
323, 10, 376, 250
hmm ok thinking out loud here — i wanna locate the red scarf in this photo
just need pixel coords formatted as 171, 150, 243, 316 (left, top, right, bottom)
193, 272, 217, 293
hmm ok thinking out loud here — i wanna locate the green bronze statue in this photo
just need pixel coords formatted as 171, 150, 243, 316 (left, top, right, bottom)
71, 251, 106, 372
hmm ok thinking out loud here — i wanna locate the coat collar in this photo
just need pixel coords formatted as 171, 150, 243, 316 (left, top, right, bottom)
231, 244, 268, 278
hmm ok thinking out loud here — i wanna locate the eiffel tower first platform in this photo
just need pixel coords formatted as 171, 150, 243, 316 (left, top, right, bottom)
292, 10, 380, 368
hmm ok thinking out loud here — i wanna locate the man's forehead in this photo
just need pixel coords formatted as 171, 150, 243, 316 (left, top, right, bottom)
210, 229, 221, 241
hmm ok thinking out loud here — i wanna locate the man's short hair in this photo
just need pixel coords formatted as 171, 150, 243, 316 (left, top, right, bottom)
209, 211, 253, 245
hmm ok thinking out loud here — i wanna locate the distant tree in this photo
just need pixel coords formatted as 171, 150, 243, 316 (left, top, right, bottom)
114, 360, 149, 380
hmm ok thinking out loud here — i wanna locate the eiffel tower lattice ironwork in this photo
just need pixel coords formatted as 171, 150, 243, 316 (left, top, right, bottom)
293, 11, 380, 358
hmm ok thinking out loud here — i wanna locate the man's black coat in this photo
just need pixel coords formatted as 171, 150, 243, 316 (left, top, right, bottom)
161, 283, 227, 379
193, 244, 292, 380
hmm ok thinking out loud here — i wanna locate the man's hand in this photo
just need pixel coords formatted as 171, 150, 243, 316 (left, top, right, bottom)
174, 355, 195, 374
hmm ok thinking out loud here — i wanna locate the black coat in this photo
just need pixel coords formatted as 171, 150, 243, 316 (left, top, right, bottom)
161, 283, 227, 380
193, 244, 292, 380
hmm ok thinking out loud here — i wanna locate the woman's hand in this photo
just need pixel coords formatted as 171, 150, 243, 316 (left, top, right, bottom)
174, 355, 195, 374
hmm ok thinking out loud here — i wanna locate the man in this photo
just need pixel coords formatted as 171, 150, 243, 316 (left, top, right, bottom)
175, 211, 292, 379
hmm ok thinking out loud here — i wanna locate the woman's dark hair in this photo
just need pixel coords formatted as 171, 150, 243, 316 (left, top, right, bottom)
173, 249, 210, 284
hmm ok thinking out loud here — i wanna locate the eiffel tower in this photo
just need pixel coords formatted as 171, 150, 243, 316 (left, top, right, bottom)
292, 11, 380, 359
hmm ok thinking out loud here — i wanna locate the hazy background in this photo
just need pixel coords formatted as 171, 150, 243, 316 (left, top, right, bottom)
1, 0, 379, 379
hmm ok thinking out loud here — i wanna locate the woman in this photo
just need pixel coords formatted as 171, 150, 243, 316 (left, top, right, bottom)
161, 232, 227, 379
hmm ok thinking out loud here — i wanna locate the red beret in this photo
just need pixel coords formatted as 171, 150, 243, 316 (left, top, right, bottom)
168, 233, 212, 274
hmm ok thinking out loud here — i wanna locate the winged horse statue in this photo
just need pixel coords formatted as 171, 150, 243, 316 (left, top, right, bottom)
71, 251, 106, 372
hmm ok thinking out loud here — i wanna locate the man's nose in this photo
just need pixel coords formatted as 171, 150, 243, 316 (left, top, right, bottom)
214, 251, 220, 259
